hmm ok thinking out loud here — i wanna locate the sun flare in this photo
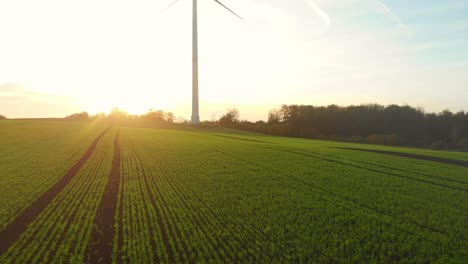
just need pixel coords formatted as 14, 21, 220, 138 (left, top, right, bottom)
83, 94, 173, 116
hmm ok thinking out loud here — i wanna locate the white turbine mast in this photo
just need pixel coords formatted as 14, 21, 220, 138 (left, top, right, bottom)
166, 0, 243, 124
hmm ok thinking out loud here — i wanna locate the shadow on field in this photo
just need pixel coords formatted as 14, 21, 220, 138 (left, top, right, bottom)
332, 147, 468, 168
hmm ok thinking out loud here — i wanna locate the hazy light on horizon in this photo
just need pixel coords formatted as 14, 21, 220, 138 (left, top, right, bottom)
0, 0, 467, 120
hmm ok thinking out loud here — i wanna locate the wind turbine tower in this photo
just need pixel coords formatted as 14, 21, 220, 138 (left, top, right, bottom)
167, 0, 243, 124
192, 0, 200, 124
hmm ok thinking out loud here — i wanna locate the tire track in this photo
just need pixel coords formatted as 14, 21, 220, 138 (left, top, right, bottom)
262, 146, 468, 192
116, 143, 125, 264
212, 147, 454, 238
37, 155, 107, 263
16, 158, 105, 263
0, 127, 109, 256
85, 128, 121, 264
324, 151, 468, 185
333, 147, 468, 168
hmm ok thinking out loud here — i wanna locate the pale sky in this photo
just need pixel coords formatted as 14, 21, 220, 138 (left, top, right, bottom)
1, 0, 467, 120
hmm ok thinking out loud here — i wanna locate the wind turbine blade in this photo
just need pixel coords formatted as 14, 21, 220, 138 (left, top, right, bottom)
161, 0, 181, 13
213, 0, 243, 20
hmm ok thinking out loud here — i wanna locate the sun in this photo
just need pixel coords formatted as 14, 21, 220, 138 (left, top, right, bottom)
83, 94, 159, 116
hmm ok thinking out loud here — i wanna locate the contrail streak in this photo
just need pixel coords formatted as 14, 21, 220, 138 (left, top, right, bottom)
305, 0, 331, 27
374, 0, 410, 33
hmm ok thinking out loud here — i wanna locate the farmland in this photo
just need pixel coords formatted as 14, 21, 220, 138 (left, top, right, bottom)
0, 120, 467, 263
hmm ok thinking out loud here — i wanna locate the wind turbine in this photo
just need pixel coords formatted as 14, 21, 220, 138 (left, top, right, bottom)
166, 0, 243, 124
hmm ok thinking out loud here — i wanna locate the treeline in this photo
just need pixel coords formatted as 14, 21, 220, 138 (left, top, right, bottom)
64, 104, 468, 150
214, 105, 468, 150
65, 108, 175, 124
0, 114, 6, 120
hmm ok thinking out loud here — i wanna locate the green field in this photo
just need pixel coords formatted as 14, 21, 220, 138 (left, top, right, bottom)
0, 120, 467, 263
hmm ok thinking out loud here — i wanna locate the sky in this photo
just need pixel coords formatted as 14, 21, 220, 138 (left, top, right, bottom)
0, 0, 467, 121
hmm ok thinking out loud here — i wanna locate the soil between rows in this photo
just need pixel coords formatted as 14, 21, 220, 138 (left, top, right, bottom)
85, 128, 121, 264
0, 127, 110, 256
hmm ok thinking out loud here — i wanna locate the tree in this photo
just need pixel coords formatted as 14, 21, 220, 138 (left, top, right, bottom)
268, 109, 282, 124
65, 112, 89, 120
225, 103, 468, 149
108, 108, 128, 121
0, 114, 6, 120
142, 109, 165, 122
93, 112, 107, 120
165, 112, 175, 123
176, 116, 188, 124
219, 108, 239, 125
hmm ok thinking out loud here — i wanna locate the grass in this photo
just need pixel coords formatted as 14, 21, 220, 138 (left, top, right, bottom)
0, 121, 466, 263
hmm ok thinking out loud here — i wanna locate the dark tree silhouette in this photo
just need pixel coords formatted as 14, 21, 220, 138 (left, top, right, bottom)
165, 112, 175, 123
220, 104, 468, 150
268, 109, 282, 124
65, 112, 89, 120
141, 109, 165, 122
219, 108, 240, 125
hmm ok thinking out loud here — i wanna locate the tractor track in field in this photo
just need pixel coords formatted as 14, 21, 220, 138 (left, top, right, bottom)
117, 145, 125, 264
333, 147, 468, 168
262, 146, 468, 192
183, 131, 271, 143
212, 148, 454, 238
85, 128, 121, 264
323, 151, 468, 185
0, 127, 110, 256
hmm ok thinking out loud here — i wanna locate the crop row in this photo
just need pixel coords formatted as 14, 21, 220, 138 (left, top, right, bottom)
0, 128, 116, 264
189, 131, 468, 262
0, 121, 106, 230
117, 129, 282, 263
2, 123, 465, 263
197, 133, 467, 231
116, 127, 467, 263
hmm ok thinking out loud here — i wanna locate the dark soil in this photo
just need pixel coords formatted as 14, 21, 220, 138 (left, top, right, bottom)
85, 128, 121, 264
0, 127, 110, 255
